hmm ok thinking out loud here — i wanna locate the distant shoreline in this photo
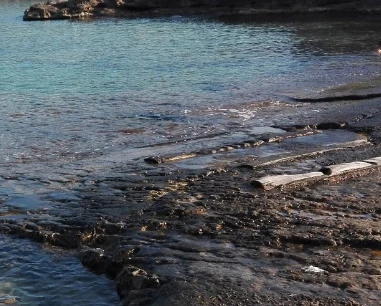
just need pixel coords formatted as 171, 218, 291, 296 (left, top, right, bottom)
23, 0, 381, 21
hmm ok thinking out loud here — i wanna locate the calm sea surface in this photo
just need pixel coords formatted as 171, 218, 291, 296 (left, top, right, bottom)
1, 0, 381, 304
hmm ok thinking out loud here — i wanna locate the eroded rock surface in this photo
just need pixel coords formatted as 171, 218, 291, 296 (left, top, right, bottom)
1, 131, 381, 305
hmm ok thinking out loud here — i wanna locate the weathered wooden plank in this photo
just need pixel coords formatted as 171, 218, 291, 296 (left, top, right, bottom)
252, 172, 324, 190
320, 161, 372, 175
364, 156, 381, 166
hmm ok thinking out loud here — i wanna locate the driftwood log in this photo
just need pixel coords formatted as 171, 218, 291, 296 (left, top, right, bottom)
253, 158, 381, 190
252, 172, 324, 190
364, 157, 381, 165
320, 161, 372, 175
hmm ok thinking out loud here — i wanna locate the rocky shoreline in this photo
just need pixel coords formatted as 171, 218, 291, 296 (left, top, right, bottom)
23, 0, 381, 21
9, 4, 381, 304
1, 83, 381, 305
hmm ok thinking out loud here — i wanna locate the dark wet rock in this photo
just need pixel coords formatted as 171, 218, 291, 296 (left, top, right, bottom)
236, 163, 255, 170
81, 248, 109, 274
115, 265, 160, 299
343, 237, 381, 249
282, 234, 338, 247
45, 232, 81, 248
316, 122, 346, 130
367, 130, 381, 144
23, 222, 40, 231
144, 156, 163, 164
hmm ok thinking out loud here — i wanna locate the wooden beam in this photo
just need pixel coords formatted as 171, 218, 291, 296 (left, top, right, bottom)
320, 161, 372, 175
252, 172, 324, 190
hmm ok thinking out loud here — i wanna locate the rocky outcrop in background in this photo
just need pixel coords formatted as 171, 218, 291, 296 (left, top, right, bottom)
23, 0, 381, 21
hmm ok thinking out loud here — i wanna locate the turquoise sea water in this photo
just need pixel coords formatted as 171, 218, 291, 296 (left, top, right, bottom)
1, 0, 381, 304
1, 1, 381, 165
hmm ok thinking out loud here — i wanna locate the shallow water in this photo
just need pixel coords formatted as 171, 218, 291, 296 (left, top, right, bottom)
1, 1, 381, 169
1, 0, 381, 304
0, 235, 120, 305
